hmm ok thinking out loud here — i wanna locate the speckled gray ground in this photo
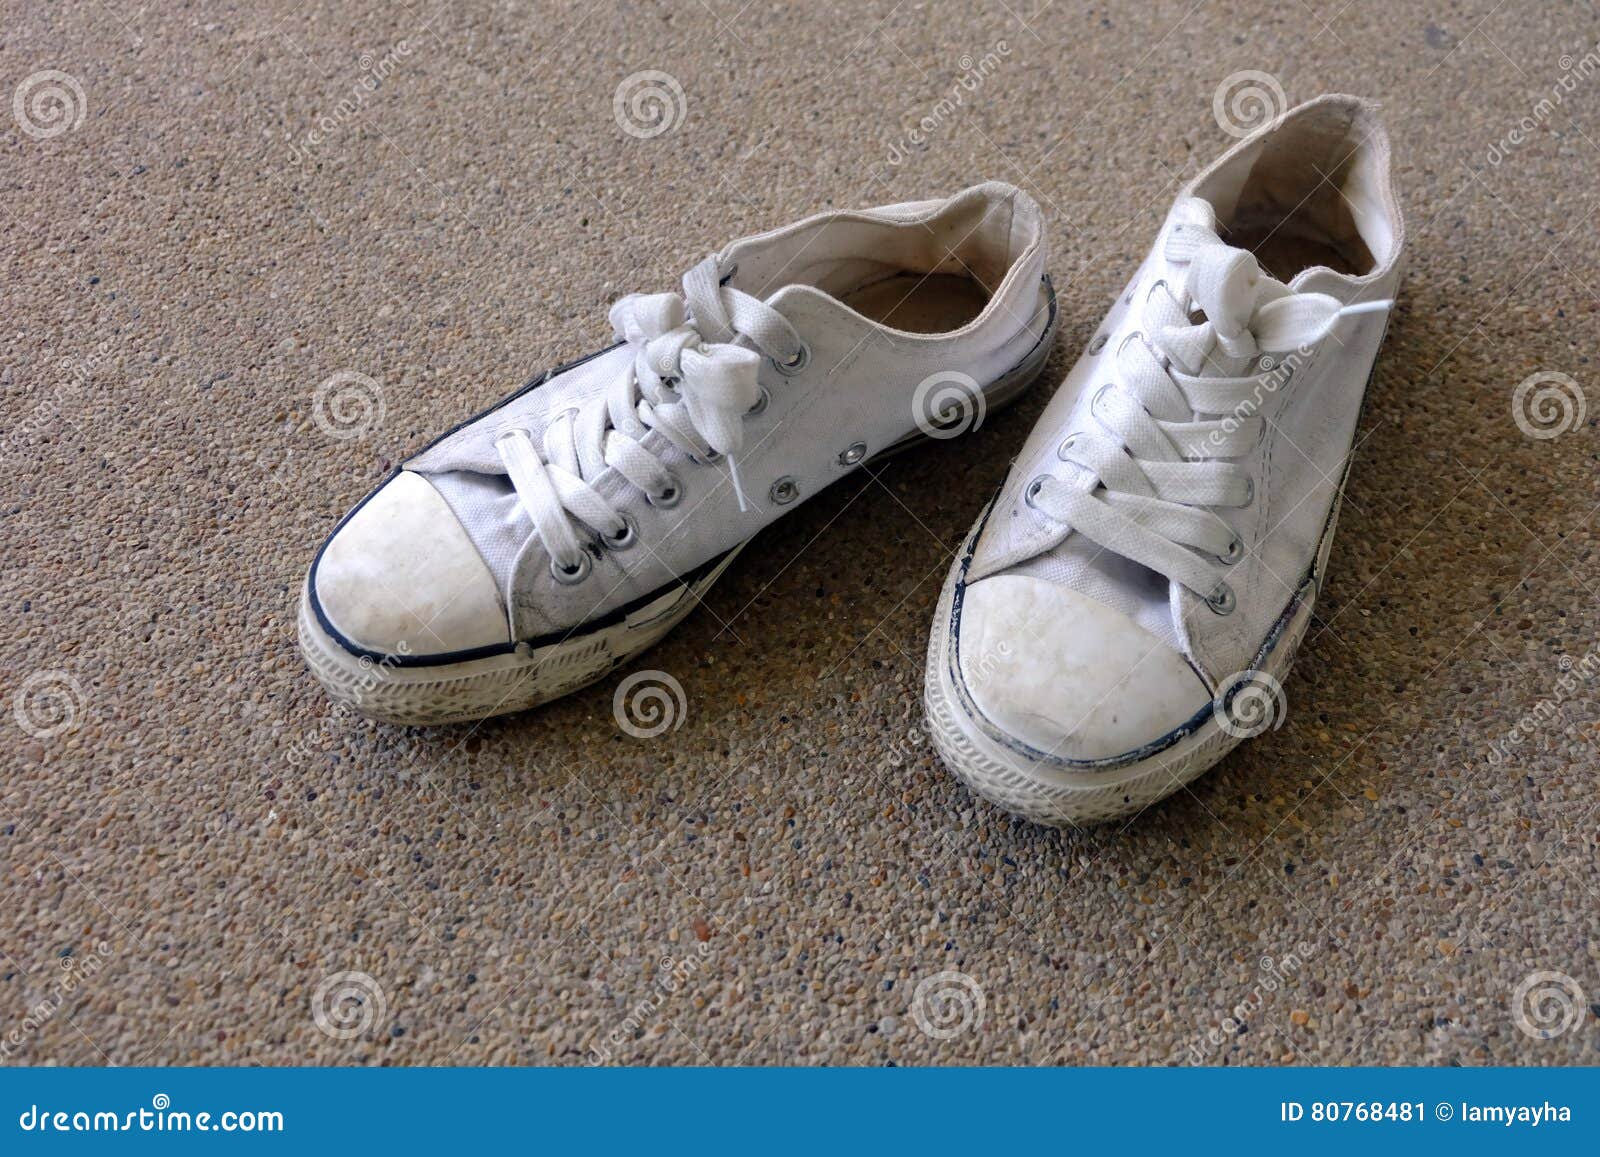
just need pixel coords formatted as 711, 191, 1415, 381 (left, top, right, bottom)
3, 1, 1598, 1066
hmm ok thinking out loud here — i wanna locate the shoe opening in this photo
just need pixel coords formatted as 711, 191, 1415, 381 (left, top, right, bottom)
722, 182, 1044, 334
1193, 96, 1399, 281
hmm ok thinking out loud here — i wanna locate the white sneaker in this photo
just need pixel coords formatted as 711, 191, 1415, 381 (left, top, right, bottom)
301, 183, 1056, 724
925, 96, 1405, 825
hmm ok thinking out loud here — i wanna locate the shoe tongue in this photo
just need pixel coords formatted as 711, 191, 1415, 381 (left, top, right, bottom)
998, 197, 1257, 653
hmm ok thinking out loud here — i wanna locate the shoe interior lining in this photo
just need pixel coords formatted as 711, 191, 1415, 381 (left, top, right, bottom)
836, 271, 992, 333
1198, 100, 1392, 278
727, 185, 1036, 331
1223, 219, 1364, 279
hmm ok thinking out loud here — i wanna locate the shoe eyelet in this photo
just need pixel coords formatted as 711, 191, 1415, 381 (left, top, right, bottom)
1205, 581, 1236, 615
1057, 433, 1081, 460
647, 471, 683, 508
837, 441, 867, 467
719, 260, 738, 284
747, 387, 770, 417
550, 553, 592, 585
1218, 537, 1244, 565
601, 514, 638, 551
691, 448, 723, 466
1241, 476, 1256, 507
1023, 475, 1049, 509
1087, 333, 1108, 355
771, 343, 810, 376
1090, 383, 1115, 413
770, 476, 800, 505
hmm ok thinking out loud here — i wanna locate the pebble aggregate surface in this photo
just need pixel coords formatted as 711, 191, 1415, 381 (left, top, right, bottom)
2, 2, 1598, 1064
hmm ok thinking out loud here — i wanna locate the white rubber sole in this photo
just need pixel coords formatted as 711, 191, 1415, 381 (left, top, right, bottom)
300, 300, 1059, 727
923, 511, 1321, 828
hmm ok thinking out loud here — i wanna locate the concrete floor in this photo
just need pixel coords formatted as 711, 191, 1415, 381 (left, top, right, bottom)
3, 0, 1598, 1064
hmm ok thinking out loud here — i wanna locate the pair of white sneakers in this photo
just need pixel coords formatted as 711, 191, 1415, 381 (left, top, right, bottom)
299, 94, 1405, 826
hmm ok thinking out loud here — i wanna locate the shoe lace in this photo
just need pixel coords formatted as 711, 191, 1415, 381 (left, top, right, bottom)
1027, 199, 1390, 610
494, 256, 804, 576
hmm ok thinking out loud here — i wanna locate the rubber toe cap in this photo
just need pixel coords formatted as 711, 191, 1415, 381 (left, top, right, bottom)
955, 574, 1209, 763
311, 471, 509, 657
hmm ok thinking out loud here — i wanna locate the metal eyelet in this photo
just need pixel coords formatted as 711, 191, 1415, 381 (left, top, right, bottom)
837, 442, 867, 467
1057, 433, 1081, 460
550, 553, 592, 585
770, 476, 800, 505
1087, 333, 1108, 355
601, 514, 638, 551
747, 387, 770, 416
691, 448, 723, 465
1218, 537, 1244, 565
771, 343, 810, 376
1241, 476, 1256, 507
1090, 383, 1115, 413
1205, 581, 1236, 615
1024, 475, 1048, 508
647, 471, 683, 508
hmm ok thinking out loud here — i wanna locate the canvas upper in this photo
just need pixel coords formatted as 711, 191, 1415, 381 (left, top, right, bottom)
952, 95, 1406, 763
309, 182, 1054, 660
